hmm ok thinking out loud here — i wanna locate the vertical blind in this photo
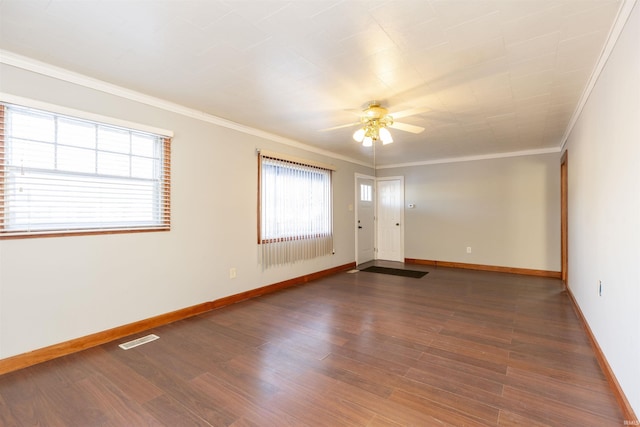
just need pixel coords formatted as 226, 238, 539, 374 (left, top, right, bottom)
259, 152, 333, 269
0, 103, 171, 237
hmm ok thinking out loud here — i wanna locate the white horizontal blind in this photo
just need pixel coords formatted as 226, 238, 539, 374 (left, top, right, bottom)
0, 103, 171, 237
259, 153, 333, 269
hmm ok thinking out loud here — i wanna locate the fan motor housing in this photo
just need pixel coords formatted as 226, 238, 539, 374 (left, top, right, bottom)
362, 104, 393, 127
363, 104, 388, 119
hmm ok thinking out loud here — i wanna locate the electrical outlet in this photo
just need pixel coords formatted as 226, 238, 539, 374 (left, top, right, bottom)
466, 246, 472, 254
230, 268, 237, 279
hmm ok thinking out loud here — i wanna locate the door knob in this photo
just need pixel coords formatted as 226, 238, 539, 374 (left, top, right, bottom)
396, 223, 400, 226
358, 226, 363, 229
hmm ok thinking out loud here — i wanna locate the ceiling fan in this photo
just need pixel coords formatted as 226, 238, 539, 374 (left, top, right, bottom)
322, 101, 425, 146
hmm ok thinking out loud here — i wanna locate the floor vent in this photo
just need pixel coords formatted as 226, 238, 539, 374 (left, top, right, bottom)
118, 334, 159, 350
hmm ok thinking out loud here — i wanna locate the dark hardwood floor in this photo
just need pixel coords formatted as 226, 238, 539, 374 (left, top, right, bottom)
0, 262, 626, 426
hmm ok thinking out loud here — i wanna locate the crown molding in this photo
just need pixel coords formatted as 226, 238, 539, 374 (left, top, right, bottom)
0, 49, 370, 168
560, 0, 638, 151
376, 147, 561, 169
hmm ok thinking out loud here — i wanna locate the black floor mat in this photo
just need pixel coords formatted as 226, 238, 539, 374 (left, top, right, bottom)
359, 266, 428, 278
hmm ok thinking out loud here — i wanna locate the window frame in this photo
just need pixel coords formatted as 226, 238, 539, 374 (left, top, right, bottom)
0, 100, 172, 239
257, 150, 334, 268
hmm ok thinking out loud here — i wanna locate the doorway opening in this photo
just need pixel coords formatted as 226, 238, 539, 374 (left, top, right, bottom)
561, 151, 568, 288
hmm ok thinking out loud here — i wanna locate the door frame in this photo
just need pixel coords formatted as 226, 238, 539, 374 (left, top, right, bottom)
561, 150, 568, 288
375, 176, 405, 262
354, 173, 376, 265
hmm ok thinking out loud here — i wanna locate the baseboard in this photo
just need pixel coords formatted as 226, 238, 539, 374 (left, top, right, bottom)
0, 262, 355, 375
405, 258, 562, 279
565, 288, 637, 422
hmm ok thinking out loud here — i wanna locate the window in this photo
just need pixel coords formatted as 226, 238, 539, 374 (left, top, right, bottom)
0, 103, 171, 238
360, 183, 372, 202
258, 151, 333, 268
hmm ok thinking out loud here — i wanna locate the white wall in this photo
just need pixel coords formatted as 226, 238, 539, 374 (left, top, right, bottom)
564, 2, 640, 415
0, 63, 373, 359
377, 153, 561, 272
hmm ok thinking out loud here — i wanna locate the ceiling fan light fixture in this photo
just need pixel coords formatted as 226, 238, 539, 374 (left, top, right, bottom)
379, 127, 393, 144
323, 101, 426, 148
353, 128, 366, 142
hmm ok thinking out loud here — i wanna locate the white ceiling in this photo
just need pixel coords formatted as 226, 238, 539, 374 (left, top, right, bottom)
0, 0, 624, 166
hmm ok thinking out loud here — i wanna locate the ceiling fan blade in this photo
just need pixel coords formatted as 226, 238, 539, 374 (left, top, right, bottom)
391, 106, 432, 119
389, 121, 425, 134
319, 122, 360, 132
346, 108, 364, 116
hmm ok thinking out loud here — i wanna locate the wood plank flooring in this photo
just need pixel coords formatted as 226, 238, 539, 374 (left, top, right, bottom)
0, 263, 626, 426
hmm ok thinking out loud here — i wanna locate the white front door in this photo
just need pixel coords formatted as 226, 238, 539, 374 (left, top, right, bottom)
356, 176, 375, 265
376, 177, 404, 262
